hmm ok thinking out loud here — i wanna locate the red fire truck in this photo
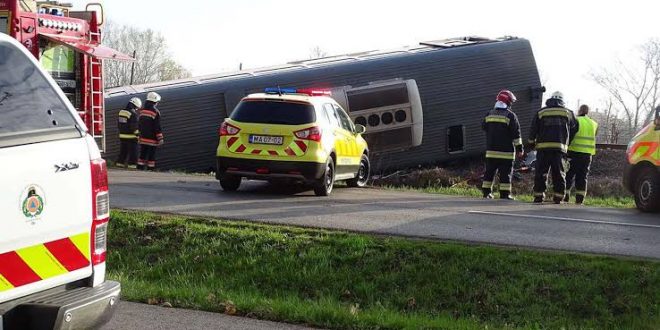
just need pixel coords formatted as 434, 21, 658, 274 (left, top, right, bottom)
0, 0, 133, 151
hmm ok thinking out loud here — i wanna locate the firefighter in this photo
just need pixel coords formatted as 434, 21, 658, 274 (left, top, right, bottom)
115, 97, 142, 169
137, 92, 164, 171
481, 90, 524, 200
565, 104, 598, 204
528, 91, 579, 204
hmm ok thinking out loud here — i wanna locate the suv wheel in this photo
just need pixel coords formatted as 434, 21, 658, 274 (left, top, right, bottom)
220, 174, 241, 192
347, 154, 370, 188
634, 169, 660, 212
314, 159, 335, 196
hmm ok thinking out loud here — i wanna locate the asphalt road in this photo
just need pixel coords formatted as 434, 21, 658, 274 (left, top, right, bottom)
109, 169, 660, 259
102, 301, 315, 330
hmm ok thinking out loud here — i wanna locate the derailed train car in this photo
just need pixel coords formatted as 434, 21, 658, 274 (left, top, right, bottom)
105, 36, 543, 172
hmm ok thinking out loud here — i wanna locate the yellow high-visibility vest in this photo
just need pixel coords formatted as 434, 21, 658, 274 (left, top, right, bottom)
568, 116, 598, 155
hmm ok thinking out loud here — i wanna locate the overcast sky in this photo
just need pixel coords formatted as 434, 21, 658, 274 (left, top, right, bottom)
73, 0, 659, 110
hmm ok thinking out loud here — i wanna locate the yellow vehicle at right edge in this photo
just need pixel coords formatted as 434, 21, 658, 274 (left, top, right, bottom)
624, 107, 660, 212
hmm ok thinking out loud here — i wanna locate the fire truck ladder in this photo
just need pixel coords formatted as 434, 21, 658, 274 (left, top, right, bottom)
90, 56, 105, 152
88, 29, 105, 152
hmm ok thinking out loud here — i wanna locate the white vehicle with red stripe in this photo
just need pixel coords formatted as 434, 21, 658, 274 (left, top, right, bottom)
0, 33, 119, 328
216, 88, 370, 196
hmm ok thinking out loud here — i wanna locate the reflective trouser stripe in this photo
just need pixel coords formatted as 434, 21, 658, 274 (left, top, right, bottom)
554, 193, 565, 198
119, 134, 137, 139
499, 183, 512, 191
534, 192, 544, 197
486, 151, 515, 160
482, 181, 493, 189
576, 190, 586, 196
513, 138, 523, 146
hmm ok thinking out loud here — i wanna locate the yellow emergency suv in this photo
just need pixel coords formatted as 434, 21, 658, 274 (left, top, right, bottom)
624, 106, 660, 212
216, 88, 370, 196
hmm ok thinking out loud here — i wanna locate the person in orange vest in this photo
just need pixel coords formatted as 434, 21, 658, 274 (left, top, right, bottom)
137, 92, 164, 171
564, 104, 598, 204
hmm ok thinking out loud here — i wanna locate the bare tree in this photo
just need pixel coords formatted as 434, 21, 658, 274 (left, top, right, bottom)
589, 99, 619, 143
309, 46, 328, 59
590, 39, 660, 132
102, 21, 191, 88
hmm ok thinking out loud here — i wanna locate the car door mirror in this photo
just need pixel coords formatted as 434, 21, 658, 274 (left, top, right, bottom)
355, 124, 366, 134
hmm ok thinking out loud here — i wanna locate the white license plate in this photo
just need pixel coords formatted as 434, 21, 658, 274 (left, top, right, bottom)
249, 135, 283, 145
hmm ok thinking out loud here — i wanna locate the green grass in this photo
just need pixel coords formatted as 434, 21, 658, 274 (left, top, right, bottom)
107, 210, 659, 330
380, 185, 636, 209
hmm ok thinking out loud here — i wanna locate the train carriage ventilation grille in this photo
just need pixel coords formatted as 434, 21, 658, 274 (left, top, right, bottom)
343, 79, 423, 154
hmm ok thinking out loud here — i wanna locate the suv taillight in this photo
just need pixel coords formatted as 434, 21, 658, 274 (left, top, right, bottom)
91, 158, 109, 265
294, 126, 322, 142
220, 122, 241, 136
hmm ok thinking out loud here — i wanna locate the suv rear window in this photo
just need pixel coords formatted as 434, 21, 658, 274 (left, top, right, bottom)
230, 100, 316, 125
0, 42, 77, 138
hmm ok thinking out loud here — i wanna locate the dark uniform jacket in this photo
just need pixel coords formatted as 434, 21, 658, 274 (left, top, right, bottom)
117, 105, 139, 140
138, 101, 163, 146
482, 107, 523, 160
528, 100, 578, 153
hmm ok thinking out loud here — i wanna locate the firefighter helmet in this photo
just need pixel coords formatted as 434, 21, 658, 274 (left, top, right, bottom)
496, 90, 517, 106
549, 91, 565, 106
146, 92, 162, 103
550, 91, 564, 101
129, 97, 142, 108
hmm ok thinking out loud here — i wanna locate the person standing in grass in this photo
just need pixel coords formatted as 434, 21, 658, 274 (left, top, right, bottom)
565, 104, 598, 204
481, 90, 524, 200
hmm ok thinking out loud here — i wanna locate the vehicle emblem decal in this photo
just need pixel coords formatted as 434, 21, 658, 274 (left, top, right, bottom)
20, 185, 45, 222
55, 162, 80, 173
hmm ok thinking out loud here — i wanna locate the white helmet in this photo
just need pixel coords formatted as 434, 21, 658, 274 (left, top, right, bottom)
129, 97, 142, 108
550, 91, 564, 102
146, 92, 162, 103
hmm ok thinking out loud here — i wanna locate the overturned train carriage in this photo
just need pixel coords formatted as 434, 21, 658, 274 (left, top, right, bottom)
105, 36, 543, 172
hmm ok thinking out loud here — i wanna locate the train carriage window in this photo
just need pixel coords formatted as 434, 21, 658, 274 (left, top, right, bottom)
347, 84, 409, 112
447, 125, 465, 153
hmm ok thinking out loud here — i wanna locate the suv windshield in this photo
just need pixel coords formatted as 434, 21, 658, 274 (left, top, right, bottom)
230, 100, 316, 125
0, 41, 77, 138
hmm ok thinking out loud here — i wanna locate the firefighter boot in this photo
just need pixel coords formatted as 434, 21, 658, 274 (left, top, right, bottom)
575, 194, 585, 205
553, 194, 564, 204
500, 191, 515, 200
533, 193, 544, 204
482, 188, 494, 199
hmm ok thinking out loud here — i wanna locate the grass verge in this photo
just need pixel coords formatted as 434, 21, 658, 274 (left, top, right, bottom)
380, 185, 635, 209
108, 210, 659, 330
